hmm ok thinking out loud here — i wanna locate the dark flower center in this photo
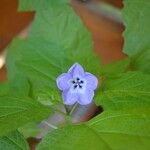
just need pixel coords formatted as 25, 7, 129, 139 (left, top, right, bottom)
72, 77, 84, 89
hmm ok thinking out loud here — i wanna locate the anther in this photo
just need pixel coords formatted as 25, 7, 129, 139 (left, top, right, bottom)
72, 80, 76, 84
79, 85, 82, 89
74, 85, 78, 89
76, 77, 80, 81
80, 80, 84, 84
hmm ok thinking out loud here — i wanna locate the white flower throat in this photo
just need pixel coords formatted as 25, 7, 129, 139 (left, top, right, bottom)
69, 77, 86, 93
72, 77, 84, 89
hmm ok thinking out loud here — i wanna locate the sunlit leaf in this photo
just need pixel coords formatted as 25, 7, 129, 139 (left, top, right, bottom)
0, 96, 52, 136
37, 125, 109, 150
95, 71, 150, 110
123, 0, 150, 73
0, 131, 29, 150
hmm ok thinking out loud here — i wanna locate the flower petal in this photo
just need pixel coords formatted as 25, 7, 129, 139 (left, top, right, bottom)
78, 89, 94, 105
68, 63, 85, 77
62, 90, 78, 105
85, 72, 98, 90
56, 73, 71, 91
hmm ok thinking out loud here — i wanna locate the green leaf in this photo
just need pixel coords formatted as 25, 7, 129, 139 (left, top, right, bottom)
0, 76, 30, 97
6, 39, 64, 101
92, 71, 150, 149
37, 124, 109, 150
99, 58, 130, 77
19, 122, 40, 138
37, 105, 150, 150
0, 131, 29, 150
6, 0, 101, 103
95, 71, 150, 110
19, 1, 101, 74
18, 0, 69, 11
0, 82, 9, 96
87, 107, 150, 150
0, 96, 52, 136
8, 76, 30, 97
123, 0, 150, 73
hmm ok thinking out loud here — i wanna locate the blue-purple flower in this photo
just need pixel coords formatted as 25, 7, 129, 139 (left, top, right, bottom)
56, 63, 98, 105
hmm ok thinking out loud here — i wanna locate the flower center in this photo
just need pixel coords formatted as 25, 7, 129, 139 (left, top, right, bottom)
72, 77, 84, 89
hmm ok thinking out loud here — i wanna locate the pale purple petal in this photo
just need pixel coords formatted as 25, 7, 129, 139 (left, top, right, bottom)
56, 73, 71, 91
85, 72, 98, 90
68, 63, 85, 77
62, 90, 78, 105
78, 89, 94, 105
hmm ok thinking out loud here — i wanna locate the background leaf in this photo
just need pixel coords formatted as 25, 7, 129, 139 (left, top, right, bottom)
123, 0, 150, 73
99, 58, 130, 77
0, 76, 30, 97
87, 107, 150, 150
0, 131, 29, 150
18, 0, 69, 11
37, 104, 150, 150
0, 96, 52, 136
0, 82, 9, 96
95, 71, 150, 110
37, 124, 109, 150
18, 122, 40, 138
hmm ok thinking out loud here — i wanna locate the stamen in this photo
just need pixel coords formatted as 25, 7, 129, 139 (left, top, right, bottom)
76, 77, 80, 81
79, 85, 82, 89
74, 85, 78, 89
72, 78, 84, 90
80, 80, 84, 84
72, 80, 76, 84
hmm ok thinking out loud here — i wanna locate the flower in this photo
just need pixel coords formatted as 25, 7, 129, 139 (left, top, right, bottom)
56, 63, 98, 105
